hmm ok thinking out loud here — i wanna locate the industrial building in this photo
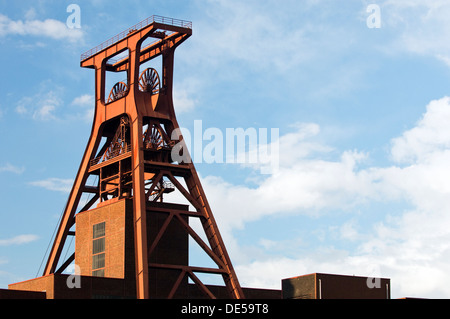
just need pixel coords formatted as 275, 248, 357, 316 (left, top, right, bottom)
3, 197, 390, 299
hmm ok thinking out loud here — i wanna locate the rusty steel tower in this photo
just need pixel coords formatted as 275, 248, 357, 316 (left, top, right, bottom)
42, 16, 244, 299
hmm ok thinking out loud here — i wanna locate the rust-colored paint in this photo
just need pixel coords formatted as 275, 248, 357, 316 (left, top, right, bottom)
42, 15, 244, 299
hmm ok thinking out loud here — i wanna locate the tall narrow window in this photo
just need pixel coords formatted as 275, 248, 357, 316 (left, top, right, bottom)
92, 222, 106, 277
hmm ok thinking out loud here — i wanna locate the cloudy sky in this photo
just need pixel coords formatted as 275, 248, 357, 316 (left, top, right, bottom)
2, 0, 450, 299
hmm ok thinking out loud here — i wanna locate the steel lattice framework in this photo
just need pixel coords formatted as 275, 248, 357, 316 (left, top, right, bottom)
42, 15, 244, 299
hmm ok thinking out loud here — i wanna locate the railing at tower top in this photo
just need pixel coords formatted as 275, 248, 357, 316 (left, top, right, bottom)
80, 15, 193, 62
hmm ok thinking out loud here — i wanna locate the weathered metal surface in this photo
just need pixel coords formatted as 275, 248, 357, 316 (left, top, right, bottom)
43, 15, 243, 300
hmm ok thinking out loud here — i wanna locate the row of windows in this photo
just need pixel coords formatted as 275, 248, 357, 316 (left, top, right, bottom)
92, 222, 105, 277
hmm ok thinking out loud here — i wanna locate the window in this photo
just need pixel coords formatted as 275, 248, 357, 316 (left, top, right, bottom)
93, 222, 105, 238
92, 222, 106, 277
93, 237, 105, 254
92, 269, 105, 277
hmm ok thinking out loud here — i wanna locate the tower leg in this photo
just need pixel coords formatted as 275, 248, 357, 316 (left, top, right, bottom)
131, 116, 150, 299
43, 125, 102, 276
185, 169, 244, 299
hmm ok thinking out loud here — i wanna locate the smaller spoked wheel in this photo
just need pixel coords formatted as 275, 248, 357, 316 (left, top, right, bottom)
107, 82, 128, 103
139, 68, 160, 95
145, 126, 164, 150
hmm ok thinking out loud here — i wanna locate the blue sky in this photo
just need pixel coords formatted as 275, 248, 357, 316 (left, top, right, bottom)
2, 0, 450, 298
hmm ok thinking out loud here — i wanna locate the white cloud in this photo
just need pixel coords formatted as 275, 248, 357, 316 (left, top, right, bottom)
17, 90, 95, 123
192, 0, 344, 73
197, 96, 450, 298
339, 219, 361, 242
173, 87, 197, 113
0, 13, 83, 43
202, 130, 372, 233
0, 163, 25, 174
0, 235, 39, 246
71, 94, 94, 107
71, 94, 95, 122
16, 89, 62, 121
390, 97, 450, 164
29, 178, 73, 193
178, 0, 361, 106
33, 104, 56, 120
379, 1, 450, 66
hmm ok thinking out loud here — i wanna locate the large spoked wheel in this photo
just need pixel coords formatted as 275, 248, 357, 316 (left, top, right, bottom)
107, 82, 128, 103
139, 68, 160, 95
144, 126, 164, 150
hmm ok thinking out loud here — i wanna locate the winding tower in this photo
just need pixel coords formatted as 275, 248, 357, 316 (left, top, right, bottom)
42, 16, 244, 299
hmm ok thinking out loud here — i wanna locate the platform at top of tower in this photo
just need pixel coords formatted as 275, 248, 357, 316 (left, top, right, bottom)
80, 15, 192, 62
